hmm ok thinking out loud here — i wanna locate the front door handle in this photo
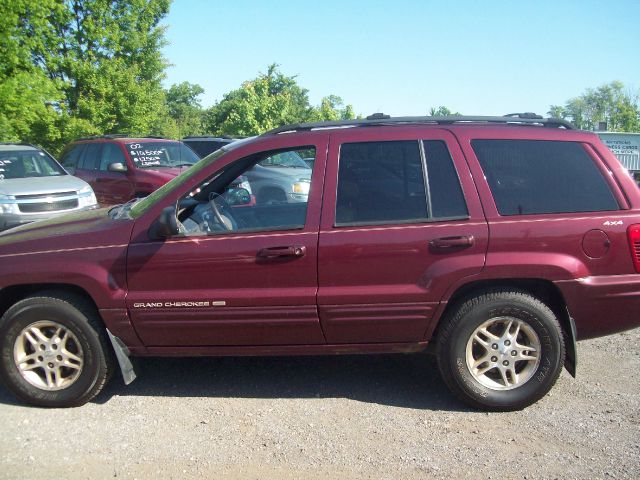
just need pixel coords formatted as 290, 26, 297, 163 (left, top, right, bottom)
257, 245, 306, 258
429, 235, 475, 250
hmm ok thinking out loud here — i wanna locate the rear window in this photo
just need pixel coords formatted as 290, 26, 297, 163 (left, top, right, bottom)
472, 140, 619, 215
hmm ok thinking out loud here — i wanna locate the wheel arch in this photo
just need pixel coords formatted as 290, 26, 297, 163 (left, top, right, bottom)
0, 283, 100, 323
429, 278, 577, 377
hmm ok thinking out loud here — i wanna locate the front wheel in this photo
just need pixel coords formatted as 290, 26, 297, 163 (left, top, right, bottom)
436, 289, 565, 411
0, 293, 114, 407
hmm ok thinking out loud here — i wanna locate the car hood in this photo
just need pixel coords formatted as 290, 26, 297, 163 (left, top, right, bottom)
138, 166, 191, 181
249, 165, 311, 180
0, 175, 90, 196
0, 206, 134, 255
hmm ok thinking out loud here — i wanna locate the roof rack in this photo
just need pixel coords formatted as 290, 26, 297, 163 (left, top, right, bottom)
182, 135, 244, 140
261, 113, 574, 136
74, 134, 169, 141
75, 134, 130, 141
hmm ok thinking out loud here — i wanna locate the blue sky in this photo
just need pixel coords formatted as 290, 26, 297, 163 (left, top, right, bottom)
162, 0, 640, 117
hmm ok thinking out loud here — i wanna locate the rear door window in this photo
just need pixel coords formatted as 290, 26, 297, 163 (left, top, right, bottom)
335, 140, 468, 226
79, 143, 102, 170
336, 141, 428, 225
472, 140, 619, 215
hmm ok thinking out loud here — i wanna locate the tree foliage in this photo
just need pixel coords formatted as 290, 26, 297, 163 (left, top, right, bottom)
204, 65, 356, 136
165, 81, 205, 137
428, 106, 461, 116
0, 0, 171, 153
549, 81, 640, 132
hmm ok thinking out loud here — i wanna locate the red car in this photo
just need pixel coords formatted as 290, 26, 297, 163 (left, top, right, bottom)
58, 135, 199, 206
1, 114, 639, 410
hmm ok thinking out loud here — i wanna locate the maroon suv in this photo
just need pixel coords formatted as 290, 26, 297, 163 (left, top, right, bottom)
1, 114, 639, 410
59, 135, 199, 206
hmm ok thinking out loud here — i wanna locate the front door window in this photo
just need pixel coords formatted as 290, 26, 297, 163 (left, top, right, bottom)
177, 148, 315, 236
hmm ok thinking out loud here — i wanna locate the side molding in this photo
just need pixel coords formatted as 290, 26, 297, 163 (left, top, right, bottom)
106, 329, 137, 385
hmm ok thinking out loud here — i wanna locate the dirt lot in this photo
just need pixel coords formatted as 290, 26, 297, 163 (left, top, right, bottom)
0, 328, 638, 479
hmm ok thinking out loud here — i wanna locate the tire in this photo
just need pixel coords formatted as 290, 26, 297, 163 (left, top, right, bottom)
0, 292, 114, 408
436, 289, 565, 411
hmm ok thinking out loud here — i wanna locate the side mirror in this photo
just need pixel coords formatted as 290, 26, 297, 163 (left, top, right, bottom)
224, 187, 252, 206
108, 162, 127, 172
149, 205, 179, 239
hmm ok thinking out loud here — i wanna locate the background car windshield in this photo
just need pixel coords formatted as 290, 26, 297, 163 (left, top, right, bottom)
0, 150, 66, 180
127, 142, 199, 169
258, 151, 310, 169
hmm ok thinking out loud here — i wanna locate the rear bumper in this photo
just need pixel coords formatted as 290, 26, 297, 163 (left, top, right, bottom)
555, 275, 640, 340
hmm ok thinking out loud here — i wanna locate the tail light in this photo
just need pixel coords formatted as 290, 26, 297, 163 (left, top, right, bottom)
627, 224, 640, 272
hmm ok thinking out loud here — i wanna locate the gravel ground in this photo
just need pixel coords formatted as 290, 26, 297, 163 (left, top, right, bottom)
0, 328, 638, 480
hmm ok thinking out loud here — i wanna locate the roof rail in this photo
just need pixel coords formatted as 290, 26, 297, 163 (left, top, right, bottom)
74, 134, 171, 141
261, 113, 574, 136
75, 134, 130, 141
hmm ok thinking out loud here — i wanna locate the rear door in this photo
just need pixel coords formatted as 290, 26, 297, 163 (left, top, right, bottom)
317, 127, 488, 343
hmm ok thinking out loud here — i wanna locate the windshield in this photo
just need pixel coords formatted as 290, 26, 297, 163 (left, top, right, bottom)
259, 150, 310, 169
129, 148, 226, 218
0, 149, 66, 180
126, 141, 199, 169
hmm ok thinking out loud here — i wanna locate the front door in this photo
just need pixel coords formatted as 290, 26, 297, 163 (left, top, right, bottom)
318, 127, 489, 343
126, 135, 328, 347
94, 143, 133, 205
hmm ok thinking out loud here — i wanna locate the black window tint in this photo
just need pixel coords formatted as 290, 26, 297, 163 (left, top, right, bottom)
472, 140, 619, 215
80, 143, 101, 170
424, 140, 468, 218
60, 145, 85, 170
99, 143, 126, 171
336, 141, 428, 225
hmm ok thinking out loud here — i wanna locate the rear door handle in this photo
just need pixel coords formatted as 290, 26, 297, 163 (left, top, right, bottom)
429, 235, 475, 250
257, 245, 306, 258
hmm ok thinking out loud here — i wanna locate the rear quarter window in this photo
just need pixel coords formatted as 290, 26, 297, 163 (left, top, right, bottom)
472, 139, 620, 215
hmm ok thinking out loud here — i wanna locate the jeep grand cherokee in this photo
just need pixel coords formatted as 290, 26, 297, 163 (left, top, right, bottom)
1, 114, 639, 410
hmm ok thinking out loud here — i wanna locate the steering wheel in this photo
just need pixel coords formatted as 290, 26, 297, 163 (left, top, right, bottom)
208, 193, 236, 231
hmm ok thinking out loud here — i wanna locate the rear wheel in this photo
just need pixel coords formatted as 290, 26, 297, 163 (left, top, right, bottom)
437, 289, 565, 411
0, 293, 114, 407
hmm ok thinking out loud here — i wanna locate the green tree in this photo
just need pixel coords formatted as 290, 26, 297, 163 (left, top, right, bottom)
204, 64, 356, 135
428, 106, 461, 116
0, 0, 172, 153
309, 95, 356, 122
165, 82, 205, 137
204, 64, 312, 136
548, 81, 640, 132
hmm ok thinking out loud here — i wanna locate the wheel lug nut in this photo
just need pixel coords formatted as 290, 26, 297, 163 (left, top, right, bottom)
52, 344, 58, 350
504, 340, 511, 346
492, 344, 498, 350
56, 355, 62, 361
511, 351, 517, 356
48, 363, 54, 368
491, 356, 498, 362
503, 360, 509, 366
37, 356, 43, 362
